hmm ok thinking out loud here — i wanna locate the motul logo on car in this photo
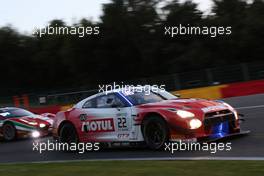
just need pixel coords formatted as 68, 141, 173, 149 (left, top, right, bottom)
81, 119, 114, 132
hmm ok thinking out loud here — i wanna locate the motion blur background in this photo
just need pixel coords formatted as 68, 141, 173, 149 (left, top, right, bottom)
0, 0, 264, 108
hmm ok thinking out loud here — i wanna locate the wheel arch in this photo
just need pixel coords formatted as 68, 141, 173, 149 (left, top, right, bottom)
57, 120, 76, 136
1, 120, 15, 131
141, 112, 169, 134
2, 120, 15, 127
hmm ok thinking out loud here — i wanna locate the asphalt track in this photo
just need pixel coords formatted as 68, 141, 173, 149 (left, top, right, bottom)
1, 94, 264, 163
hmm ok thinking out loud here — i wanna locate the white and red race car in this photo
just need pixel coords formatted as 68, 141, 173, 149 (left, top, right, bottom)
53, 88, 249, 149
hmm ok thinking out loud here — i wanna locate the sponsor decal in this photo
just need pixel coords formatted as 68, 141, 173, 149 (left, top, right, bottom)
82, 118, 115, 133
117, 134, 130, 139
79, 114, 87, 121
201, 105, 227, 113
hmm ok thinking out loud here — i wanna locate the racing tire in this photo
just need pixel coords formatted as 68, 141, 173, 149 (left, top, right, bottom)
3, 123, 17, 141
59, 123, 79, 144
143, 116, 169, 150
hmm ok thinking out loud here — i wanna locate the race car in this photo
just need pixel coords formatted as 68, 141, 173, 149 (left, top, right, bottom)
0, 107, 54, 141
53, 87, 249, 149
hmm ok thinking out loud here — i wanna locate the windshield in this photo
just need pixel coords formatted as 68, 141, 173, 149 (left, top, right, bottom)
0, 109, 35, 118
123, 91, 166, 105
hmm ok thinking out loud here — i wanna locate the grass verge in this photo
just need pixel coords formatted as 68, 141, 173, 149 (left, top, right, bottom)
0, 160, 264, 176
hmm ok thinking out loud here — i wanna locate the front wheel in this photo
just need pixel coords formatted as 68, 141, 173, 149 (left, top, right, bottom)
59, 123, 78, 144
3, 123, 17, 141
143, 116, 169, 150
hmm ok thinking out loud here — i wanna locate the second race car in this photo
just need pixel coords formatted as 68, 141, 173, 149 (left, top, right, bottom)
0, 107, 54, 141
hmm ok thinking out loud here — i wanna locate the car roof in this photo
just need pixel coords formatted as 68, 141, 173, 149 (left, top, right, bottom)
0, 107, 22, 112
74, 86, 169, 108
0, 107, 21, 111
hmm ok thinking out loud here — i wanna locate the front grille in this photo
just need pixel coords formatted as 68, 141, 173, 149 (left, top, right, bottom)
204, 110, 236, 130
204, 109, 232, 119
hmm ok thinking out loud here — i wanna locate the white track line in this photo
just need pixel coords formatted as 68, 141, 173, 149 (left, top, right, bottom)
2, 157, 264, 165
235, 105, 264, 110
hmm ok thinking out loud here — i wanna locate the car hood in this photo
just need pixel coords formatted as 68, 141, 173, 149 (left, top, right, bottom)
137, 98, 228, 112
16, 116, 51, 126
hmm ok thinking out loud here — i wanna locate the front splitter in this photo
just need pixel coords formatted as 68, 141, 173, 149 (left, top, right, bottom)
201, 130, 251, 143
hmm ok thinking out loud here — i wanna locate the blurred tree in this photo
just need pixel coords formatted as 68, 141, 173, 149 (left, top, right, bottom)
242, 0, 264, 61
161, 0, 204, 73
99, 0, 161, 82
0, 0, 264, 96
210, 0, 248, 64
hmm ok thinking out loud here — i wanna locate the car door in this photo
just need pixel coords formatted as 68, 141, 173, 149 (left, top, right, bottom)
80, 93, 133, 142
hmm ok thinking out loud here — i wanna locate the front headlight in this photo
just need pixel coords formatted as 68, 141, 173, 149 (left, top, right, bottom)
31, 131, 40, 138
39, 123, 46, 128
189, 119, 202, 129
176, 110, 195, 118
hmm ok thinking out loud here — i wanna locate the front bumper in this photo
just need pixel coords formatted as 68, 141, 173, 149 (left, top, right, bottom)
16, 128, 50, 139
169, 115, 249, 142
170, 130, 250, 143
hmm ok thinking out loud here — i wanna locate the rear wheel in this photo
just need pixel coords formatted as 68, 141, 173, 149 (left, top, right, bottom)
3, 123, 17, 141
59, 123, 78, 144
143, 116, 169, 150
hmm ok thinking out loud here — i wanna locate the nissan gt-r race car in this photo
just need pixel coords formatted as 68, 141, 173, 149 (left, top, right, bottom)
53, 87, 249, 150
0, 107, 54, 141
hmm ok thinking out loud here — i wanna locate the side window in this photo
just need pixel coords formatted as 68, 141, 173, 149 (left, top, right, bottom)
83, 99, 96, 108
96, 94, 125, 108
